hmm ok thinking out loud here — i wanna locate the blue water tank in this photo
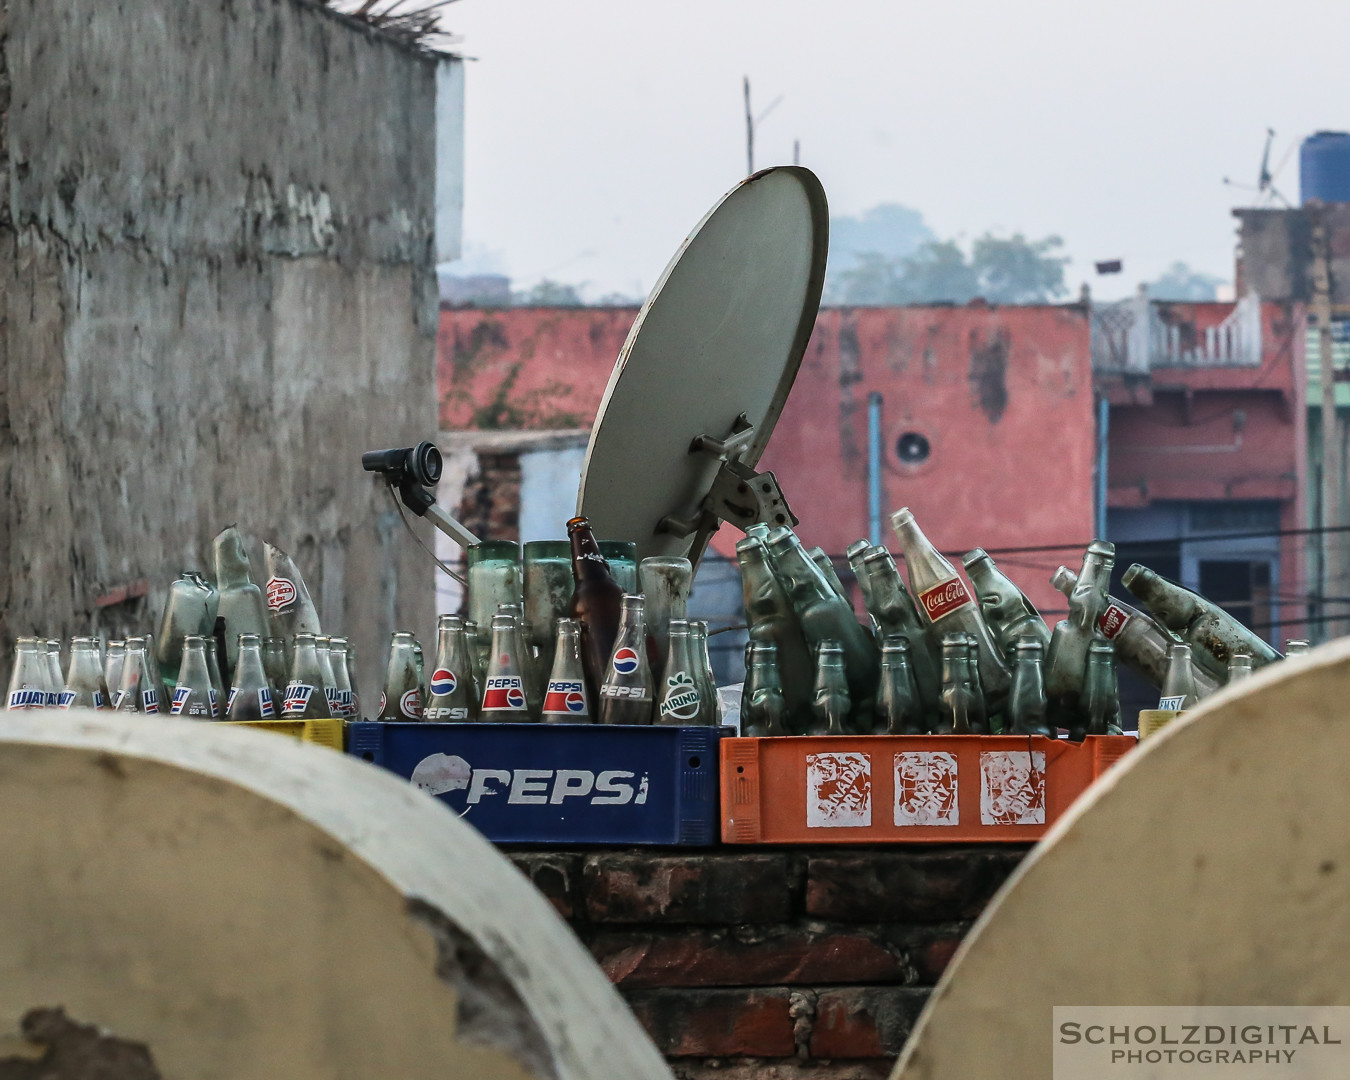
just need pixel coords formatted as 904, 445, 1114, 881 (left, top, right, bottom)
1300, 131, 1350, 204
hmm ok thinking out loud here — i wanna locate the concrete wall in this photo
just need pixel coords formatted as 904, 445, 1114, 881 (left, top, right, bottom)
1235, 205, 1350, 305
0, 0, 458, 692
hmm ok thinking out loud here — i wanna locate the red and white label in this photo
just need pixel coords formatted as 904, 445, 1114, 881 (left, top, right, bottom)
265, 576, 297, 613
918, 578, 974, 622
399, 688, 423, 719
1097, 603, 1132, 639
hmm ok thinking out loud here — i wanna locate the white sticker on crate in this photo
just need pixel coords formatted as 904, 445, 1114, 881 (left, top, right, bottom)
805, 752, 872, 828
893, 752, 959, 827
979, 750, 1046, 826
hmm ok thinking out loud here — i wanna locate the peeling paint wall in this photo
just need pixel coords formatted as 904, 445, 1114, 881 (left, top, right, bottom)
0, 0, 452, 691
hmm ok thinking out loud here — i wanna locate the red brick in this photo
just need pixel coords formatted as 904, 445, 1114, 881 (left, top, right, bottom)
805, 849, 1029, 923
583, 852, 798, 924
671, 1059, 894, 1080
506, 852, 581, 920
589, 926, 914, 987
808, 987, 928, 1058
625, 988, 798, 1057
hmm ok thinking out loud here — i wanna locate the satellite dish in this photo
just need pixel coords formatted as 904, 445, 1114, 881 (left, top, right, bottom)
577, 166, 828, 565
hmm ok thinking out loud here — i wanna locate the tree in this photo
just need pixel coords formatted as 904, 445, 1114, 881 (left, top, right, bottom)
1149, 261, 1226, 302
513, 279, 583, 307
971, 233, 1068, 304
894, 240, 980, 304
824, 203, 934, 303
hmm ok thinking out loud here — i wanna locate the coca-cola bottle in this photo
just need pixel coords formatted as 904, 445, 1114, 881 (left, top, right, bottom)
936, 633, 974, 735
425, 616, 477, 721
809, 640, 851, 736
481, 611, 533, 721
741, 642, 788, 737
226, 634, 277, 720
845, 540, 878, 612
1082, 640, 1121, 738
378, 632, 424, 721
1008, 637, 1054, 738
62, 637, 109, 710
890, 509, 1010, 708
861, 548, 942, 728
599, 595, 655, 725
1124, 564, 1281, 678
567, 516, 625, 698
737, 535, 812, 728
962, 548, 1050, 655
808, 547, 849, 601
7, 637, 52, 710
282, 633, 333, 719
657, 619, 714, 726
541, 618, 591, 723
876, 636, 924, 735
1045, 541, 1114, 722
171, 636, 219, 719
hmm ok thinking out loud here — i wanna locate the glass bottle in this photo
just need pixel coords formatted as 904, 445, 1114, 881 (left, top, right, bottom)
599, 595, 655, 725
213, 525, 270, 682
45, 640, 63, 706
1159, 643, 1200, 711
155, 571, 218, 701
1227, 652, 1254, 683
639, 555, 694, 682
502, 603, 541, 719
204, 637, 225, 717
103, 640, 126, 703
1008, 637, 1054, 738
876, 636, 925, 735
692, 621, 720, 725
142, 633, 168, 712
282, 632, 333, 719
263, 540, 323, 641
808, 640, 851, 736
1285, 639, 1311, 657
481, 611, 533, 721
962, 548, 1050, 655
62, 637, 109, 710
599, 540, 639, 595
262, 637, 289, 706
862, 548, 942, 730
936, 633, 973, 736
808, 547, 849, 602
226, 634, 277, 720
344, 641, 363, 720
737, 535, 813, 729
115, 638, 160, 714
377, 632, 424, 721
524, 540, 575, 696
316, 637, 343, 718
541, 618, 591, 723
1045, 541, 1114, 721
566, 518, 623, 698
1082, 640, 1122, 738
467, 539, 523, 682
657, 619, 715, 726
171, 636, 219, 719
7, 637, 52, 710
845, 540, 878, 613
426, 616, 478, 721
742, 641, 788, 737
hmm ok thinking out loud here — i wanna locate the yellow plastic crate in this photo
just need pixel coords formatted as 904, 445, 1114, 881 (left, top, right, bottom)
221, 717, 344, 751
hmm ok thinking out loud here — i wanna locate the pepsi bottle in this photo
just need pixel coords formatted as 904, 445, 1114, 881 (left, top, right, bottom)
599, 595, 654, 725
426, 615, 478, 721
541, 618, 592, 723
481, 612, 533, 720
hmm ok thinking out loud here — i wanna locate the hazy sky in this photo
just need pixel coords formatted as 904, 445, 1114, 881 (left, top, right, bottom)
446, 0, 1349, 302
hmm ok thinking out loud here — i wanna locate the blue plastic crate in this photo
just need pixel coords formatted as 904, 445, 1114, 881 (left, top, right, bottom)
347, 722, 727, 845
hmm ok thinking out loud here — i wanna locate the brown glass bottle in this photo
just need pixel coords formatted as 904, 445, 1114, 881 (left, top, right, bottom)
567, 516, 625, 697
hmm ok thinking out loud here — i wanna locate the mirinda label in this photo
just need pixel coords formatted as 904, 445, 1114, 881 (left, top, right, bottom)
918, 577, 974, 621
1098, 603, 1133, 639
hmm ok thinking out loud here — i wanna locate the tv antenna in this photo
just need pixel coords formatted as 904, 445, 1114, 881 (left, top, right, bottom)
1223, 128, 1292, 207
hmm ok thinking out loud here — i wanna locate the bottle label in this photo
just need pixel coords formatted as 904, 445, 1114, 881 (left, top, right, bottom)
209, 689, 219, 718
600, 684, 651, 701
1098, 603, 1133, 639
226, 687, 237, 713
482, 675, 527, 711
611, 647, 640, 675
1158, 695, 1187, 711
542, 679, 588, 715
283, 683, 314, 714
142, 688, 160, 714
325, 688, 343, 714
340, 689, 354, 718
45, 691, 59, 707
258, 687, 276, 718
659, 672, 701, 722
265, 576, 297, 613
425, 706, 469, 720
112, 690, 127, 710
93, 692, 105, 710
429, 668, 458, 697
399, 688, 423, 719
7, 688, 47, 709
170, 687, 192, 715
57, 691, 77, 709
918, 578, 974, 621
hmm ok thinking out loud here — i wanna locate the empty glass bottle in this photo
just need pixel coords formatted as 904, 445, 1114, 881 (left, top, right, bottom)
657, 620, 715, 726
1285, 639, 1311, 657
104, 640, 126, 703
116, 638, 160, 714
45, 640, 63, 706
62, 637, 108, 710
1159, 643, 1200, 711
639, 555, 693, 682
936, 633, 974, 736
1045, 541, 1114, 722
501, 604, 540, 719
213, 525, 270, 681
1227, 652, 1254, 683
845, 540, 878, 613
315, 637, 343, 718
541, 618, 591, 723
204, 637, 225, 716
7, 637, 52, 710
808, 547, 849, 602
344, 641, 362, 720
1082, 640, 1122, 738
464, 621, 485, 701
963, 548, 1050, 655
328, 638, 356, 718
426, 616, 478, 721
566, 520, 623, 698
1007, 637, 1054, 738
876, 636, 925, 735
737, 535, 812, 728
890, 508, 1009, 708
600, 595, 655, 725
809, 640, 851, 736
524, 540, 575, 695
378, 632, 424, 721
1124, 564, 1281, 679
263, 541, 323, 641
481, 611, 533, 721
171, 636, 219, 719
862, 548, 942, 729
469, 540, 523, 676
742, 642, 788, 737
262, 637, 289, 706
599, 541, 639, 595
692, 621, 720, 725
226, 634, 277, 720
282, 632, 333, 719
156, 571, 218, 701
142, 633, 168, 712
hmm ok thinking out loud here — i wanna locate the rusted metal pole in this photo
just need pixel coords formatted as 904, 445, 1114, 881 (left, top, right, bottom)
743, 76, 754, 175
1313, 212, 1339, 641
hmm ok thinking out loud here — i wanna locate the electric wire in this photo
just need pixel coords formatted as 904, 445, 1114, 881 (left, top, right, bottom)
387, 482, 467, 585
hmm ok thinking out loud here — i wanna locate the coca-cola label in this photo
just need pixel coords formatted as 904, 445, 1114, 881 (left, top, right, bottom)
1098, 603, 1132, 640
265, 576, 297, 613
918, 578, 974, 622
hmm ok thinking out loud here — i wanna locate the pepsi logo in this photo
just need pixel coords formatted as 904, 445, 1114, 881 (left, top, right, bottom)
430, 668, 457, 697
612, 647, 640, 675
265, 576, 297, 613
506, 687, 526, 709
565, 691, 586, 713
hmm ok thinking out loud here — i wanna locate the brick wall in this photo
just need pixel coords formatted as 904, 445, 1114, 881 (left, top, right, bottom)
508, 847, 1030, 1077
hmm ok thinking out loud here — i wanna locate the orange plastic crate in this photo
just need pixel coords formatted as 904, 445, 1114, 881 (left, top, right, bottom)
720, 734, 1135, 844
